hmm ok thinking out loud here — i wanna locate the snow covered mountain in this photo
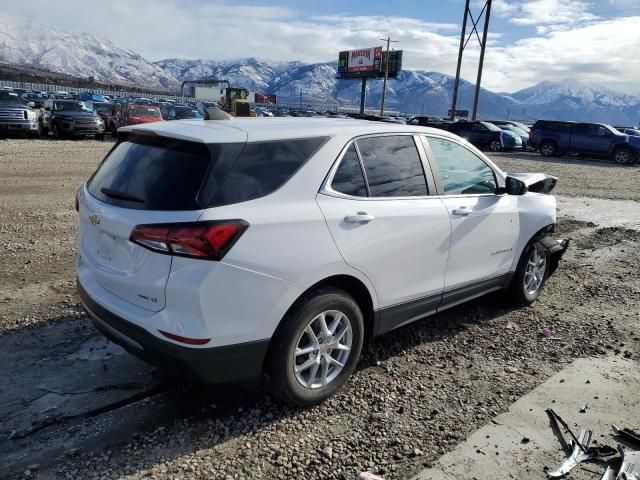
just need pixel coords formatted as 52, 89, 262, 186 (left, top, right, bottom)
0, 12, 638, 123
155, 57, 640, 123
0, 13, 179, 90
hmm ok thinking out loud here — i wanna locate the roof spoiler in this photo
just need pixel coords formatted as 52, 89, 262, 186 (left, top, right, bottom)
204, 107, 233, 121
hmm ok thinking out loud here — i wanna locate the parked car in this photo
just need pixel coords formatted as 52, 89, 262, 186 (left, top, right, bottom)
40, 99, 105, 138
111, 103, 164, 132
79, 92, 109, 103
76, 118, 568, 406
497, 124, 529, 150
160, 104, 204, 120
85, 101, 115, 131
447, 120, 522, 151
488, 120, 531, 134
22, 93, 45, 109
530, 120, 640, 164
0, 91, 40, 137
615, 127, 640, 137
408, 116, 451, 130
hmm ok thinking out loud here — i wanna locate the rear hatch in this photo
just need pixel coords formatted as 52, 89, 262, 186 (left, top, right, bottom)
79, 132, 245, 311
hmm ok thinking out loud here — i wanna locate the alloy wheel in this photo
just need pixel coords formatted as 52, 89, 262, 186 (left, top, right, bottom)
541, 144, 554, 156
490, 140, 502, 152
615, 150, 630, 164
524, 248, 546, 295
293, 310, 352, 389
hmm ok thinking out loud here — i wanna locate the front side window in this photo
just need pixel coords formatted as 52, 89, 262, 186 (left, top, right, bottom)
330, 144, 367, 197
356, 135, 428, 197
427, 137, 497, 195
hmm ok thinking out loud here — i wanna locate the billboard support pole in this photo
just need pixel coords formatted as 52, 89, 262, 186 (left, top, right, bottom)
379, 36, 398, 117
360, 78, 367, 114
451, 0, 470, 121
472, 0, 492, 120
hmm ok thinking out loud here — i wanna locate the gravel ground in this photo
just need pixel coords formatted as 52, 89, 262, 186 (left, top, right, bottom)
0, 138, 638, 480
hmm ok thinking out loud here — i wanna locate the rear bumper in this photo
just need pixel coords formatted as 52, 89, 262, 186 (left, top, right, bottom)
78, 280, 270, 383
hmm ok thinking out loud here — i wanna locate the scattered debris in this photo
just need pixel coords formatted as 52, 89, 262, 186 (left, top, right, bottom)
580, 404, 589, 413
542, 326, 552, 338
617, 446, 640, 480
356, 473, 386, 480
598, 465, 616, 480
546, 409, 617, 478
612, 425, 640, 448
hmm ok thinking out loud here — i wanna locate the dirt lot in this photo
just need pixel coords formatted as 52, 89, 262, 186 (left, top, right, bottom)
0, 138, 638, 480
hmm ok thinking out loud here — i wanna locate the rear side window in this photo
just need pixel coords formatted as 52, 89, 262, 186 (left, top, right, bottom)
330, 144, 368, 197
356, 136, 428, 197
87, 136, 241, 211
211, 137, 327, 207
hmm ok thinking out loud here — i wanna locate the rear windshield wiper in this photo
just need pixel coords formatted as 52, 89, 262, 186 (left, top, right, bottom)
100, 188, 145, 204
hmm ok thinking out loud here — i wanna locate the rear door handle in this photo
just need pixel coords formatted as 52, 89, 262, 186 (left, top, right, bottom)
451, 206, 471, 216
344, 212, 375, 224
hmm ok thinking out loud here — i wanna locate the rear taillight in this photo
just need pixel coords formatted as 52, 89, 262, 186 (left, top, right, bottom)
130, 220, 248, 261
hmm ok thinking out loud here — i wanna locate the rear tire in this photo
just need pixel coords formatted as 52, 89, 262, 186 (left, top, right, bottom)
507, 241, 550, 306
265, 288, 364, 406
539, 140, 557, 157
489, 139, 502, 152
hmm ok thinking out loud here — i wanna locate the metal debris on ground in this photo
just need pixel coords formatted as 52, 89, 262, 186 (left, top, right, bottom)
613, 425, 640, 448
616, 446, 640, 480
546, 408, 617, 478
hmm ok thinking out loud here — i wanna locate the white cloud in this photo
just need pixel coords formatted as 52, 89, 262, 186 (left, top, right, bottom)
1, 0, 639, 94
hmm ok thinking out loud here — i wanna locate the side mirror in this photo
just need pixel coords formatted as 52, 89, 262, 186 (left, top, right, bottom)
503, 176, 527, 195
27, 101, 36, 108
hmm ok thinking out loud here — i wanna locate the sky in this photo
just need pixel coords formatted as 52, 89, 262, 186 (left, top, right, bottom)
3, 0, 640, 93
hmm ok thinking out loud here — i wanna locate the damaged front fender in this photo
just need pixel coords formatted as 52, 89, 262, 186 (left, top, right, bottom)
537, 236, 570, 277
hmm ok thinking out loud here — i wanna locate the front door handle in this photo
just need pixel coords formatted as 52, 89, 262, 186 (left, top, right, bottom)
451, 206, 471, 216
344, 212, 375, 224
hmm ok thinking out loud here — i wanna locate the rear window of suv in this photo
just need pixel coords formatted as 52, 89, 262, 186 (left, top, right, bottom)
87, 135, 327, 211
87, 136, 243, 211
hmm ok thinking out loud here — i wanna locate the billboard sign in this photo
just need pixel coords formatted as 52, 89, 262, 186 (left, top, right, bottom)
337, 49, 402, 79
338, 47, 382, 74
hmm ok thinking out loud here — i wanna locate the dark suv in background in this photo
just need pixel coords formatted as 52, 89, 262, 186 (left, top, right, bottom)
530, 120, 640, 164
41, 99, 105, 138
447, 120, 523, 151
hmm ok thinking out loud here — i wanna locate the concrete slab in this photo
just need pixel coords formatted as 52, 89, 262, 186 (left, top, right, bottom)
413, 356, 640, 480
557, 196, 640, 230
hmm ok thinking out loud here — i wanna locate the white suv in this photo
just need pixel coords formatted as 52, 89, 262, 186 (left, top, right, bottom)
76, 118, 568, 405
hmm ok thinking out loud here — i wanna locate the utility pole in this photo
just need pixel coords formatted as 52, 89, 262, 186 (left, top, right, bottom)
299, 89, 302, 109
450, 0, 493, 121
379, 36, 398, 117
472, 0, 492, 120
451, 0, 470, 121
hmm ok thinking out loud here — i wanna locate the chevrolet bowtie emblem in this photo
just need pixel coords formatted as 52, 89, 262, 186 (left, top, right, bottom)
89, 214, 100, 225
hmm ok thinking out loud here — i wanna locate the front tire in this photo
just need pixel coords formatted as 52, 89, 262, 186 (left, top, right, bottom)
507, 241, 550, 306
265, 288, 364, 406
613, 147, 633, 165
